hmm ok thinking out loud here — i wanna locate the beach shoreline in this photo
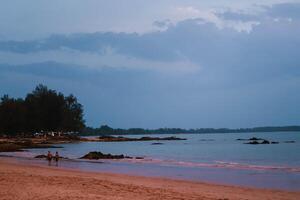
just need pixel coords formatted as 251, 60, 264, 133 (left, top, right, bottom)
0, 157, 299, 200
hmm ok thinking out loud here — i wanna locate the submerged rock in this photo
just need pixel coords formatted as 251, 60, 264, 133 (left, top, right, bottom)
245, 139, 273, 145
80, 151, 132, 160
284, 141, 295, 143
239, 137, 281, 145
151, 142, 163, 145
271, 141, 279, 144
34, 154, 47, 159
139, 136, 186, 141
249, 137, 263, 141
91, 135, 186, 142
237, 137, 263, 141
261, 140, 270, 144
244, 141, 260, 145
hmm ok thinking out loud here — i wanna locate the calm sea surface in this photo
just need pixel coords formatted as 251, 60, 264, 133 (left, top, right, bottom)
3, 132, 300, 190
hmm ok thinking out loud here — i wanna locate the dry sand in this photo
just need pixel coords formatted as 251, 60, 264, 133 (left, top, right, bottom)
0, 157, 299, 200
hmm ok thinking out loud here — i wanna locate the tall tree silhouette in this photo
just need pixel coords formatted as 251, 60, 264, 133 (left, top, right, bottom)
61, 94, 85, 132
0, 95, 26, 135
0, 84, 85, 136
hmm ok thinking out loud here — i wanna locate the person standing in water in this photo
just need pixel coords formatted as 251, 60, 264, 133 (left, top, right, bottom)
55, 151, 59, 166
47, 151, 52, 166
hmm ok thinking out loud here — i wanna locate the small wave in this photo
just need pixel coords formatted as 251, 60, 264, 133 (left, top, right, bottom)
119, 157, 300, 173
214, 161, 300, 172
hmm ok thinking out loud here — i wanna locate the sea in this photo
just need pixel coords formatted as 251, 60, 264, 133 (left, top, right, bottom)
2, 132, 300, 190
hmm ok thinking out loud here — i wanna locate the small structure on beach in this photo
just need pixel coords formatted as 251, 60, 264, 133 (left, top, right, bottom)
34, 131, 78, 139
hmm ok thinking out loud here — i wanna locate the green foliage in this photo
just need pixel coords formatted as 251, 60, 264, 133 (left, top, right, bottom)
0, 84, 85, 136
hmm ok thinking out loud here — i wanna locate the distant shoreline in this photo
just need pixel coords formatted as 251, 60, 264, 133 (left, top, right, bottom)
81, 125, 300, 136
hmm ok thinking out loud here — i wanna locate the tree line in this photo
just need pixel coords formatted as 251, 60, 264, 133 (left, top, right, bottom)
81, 125, 300, 136
0, 84, 85, 136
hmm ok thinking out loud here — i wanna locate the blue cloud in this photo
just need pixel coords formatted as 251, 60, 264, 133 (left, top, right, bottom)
267, 2, 300, 19
217, 11, 260, 21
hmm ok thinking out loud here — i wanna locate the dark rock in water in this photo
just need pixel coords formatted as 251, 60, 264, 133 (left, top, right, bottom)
140, 136, 186, 141
95, 135, 186, 142
239, 137, 275, 145
164, 136, 186, 141
245, 140, 271, 144
245, 141, 260, 145
261, 140, 270, 144
237, 137, 263, 141
151, 142, 163, 145
249, 137, 263, 141
80, 151, 132, 160
284, 141, 295, 143
135, 157, 144, 159
34, 154, 47, 159
98, 135, 117, 140
199, 139, 215, 141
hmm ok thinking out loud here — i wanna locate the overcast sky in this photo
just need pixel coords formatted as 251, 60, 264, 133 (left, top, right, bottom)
0, 0, 299, 128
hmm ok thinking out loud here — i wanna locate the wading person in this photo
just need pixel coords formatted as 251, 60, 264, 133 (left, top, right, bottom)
55, 151, 59, 166
47, 151, 52, 166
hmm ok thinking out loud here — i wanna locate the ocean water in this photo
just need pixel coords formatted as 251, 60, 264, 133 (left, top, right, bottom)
3, 132, 300, 190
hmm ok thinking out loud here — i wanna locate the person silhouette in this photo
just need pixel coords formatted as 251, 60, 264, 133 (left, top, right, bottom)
47, 151, 52, 166
55, 151, 59, 166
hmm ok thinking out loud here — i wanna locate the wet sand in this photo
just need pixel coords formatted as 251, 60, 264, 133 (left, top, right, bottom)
0, 157, 299, 200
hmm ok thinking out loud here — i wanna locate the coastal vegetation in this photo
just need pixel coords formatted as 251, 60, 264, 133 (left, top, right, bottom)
82, 125, 300, 136
0, 84, 85, 136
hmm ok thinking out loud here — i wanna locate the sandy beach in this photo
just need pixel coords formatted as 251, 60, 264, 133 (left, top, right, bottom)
0, 157, 299, 200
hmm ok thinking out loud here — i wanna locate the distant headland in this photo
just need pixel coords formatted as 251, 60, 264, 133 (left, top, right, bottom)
82, 125, 300, 136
